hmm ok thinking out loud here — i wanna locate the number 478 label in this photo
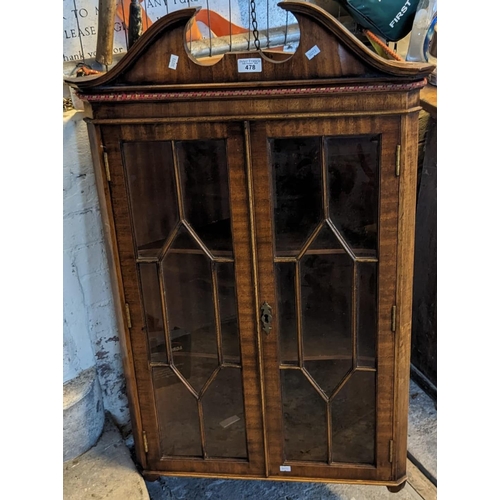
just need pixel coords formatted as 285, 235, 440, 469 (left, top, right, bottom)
238, 58, 262, 73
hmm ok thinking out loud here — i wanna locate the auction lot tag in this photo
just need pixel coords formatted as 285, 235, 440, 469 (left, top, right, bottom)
169, 54, 179, 70
305, 45, 321, 60
238, 58, 262, 73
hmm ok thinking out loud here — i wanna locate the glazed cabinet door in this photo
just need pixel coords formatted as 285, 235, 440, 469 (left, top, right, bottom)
250, 117, 400, 482
99, 122, 265, 476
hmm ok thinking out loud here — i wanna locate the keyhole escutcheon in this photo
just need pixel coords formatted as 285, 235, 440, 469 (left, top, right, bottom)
260, 302, 273, 335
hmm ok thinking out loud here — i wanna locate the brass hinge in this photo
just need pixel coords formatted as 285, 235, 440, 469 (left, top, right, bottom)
389, 440, 394, 463
125, 303, 132, 329
391, 305, 397, 332
395, 145, 401, 177
103, 151, 111, 182
142, 430, 149, 454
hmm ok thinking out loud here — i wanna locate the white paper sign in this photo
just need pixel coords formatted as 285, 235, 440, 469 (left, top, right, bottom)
305, 45, 321, 60
169, 54, 179, 70
63, 0, 234, 70
237, 58, 262, 73
280, 465, 291, 472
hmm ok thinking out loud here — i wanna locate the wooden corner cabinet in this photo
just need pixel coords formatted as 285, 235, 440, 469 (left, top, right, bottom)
65, 1, 434, 491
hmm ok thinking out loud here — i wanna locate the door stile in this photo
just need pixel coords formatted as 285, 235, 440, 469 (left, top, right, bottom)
247, 120, 286, 477
224, 121, 266, 475
242, 120, 271, 477
87, 123, 148, 469
392, 111, 420, 482
374, 118, 401, 481
100, 125, 163, 466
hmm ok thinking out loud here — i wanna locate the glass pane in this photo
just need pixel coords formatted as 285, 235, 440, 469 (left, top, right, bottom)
139, 263, 166, 364
176, 140, 232, 256
170, 226, 200, 250
218, 263, 240, 364
358, 262, 377, 368
122, 141, 178, 255
326, 136, 379, 257
330, 371, 376, 464
276, 262, 298, 365
153, 366, 202, 457
202, 368, 247, 458
301, 253, 353, 396
270, 138, 323, 255
162, 229, 218, 393
281, 369, 328, 462
307, 223, 343, 252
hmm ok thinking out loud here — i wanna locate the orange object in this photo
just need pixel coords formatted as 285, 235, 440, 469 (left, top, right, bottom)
194, 10, 248, 36
185, 17, 203, 42
364, 29, 403, 61
116, 1, 203, 42
194, 9, 286, 52
76, 65, 102, 77
116, 0, 150, 29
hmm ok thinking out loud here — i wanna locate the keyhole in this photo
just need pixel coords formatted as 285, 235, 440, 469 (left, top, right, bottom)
261, 302, 272, 334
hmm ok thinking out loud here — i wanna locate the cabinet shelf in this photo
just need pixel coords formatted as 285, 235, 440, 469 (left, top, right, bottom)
138, 225, 377, 262
137, 246, 234, 261
137, 219, 234, 262
139, 244, 376, 262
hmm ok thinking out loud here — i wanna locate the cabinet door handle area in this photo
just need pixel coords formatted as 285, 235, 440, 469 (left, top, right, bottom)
260, 302, 273, 335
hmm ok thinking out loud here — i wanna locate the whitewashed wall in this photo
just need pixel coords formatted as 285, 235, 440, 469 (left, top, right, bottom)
63, 110, 131, 431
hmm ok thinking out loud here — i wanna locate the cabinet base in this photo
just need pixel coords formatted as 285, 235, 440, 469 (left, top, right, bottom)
142, 473, 160, 482
387, 481, 407, 493
142, 469, 407, 488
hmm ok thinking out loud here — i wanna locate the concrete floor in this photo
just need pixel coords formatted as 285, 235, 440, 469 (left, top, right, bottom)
64, 417, 149, 500
63, 379, 436, 500
407, 380, 437, 482
146, 473, 430, 500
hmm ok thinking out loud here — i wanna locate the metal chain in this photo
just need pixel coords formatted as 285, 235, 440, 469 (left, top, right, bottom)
250, 0, 261, 51
120, 0, 129, 50
73, 0, 86, 65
